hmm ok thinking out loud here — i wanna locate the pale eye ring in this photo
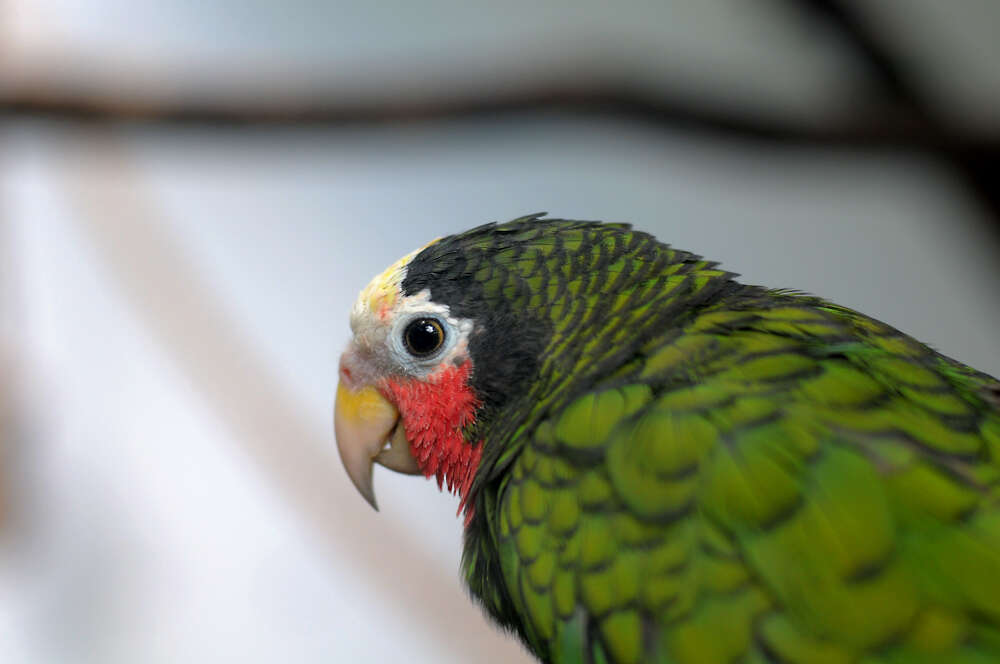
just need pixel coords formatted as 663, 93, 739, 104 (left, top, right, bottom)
402, 317, 446, 357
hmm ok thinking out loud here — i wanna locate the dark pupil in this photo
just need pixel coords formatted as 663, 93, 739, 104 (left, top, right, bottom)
405, 318, 443, 356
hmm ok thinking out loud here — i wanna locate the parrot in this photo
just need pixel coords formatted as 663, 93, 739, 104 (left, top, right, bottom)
334, 215, 1000, 664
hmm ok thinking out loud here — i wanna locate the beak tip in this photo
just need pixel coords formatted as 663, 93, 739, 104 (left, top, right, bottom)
363, 489, 380, 512
348, 465, 380, 512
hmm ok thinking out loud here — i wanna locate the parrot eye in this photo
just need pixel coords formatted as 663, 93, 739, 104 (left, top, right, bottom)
403, 317, 446, 357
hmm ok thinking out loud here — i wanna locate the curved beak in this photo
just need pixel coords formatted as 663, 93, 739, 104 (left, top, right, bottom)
334, 366, 421, 510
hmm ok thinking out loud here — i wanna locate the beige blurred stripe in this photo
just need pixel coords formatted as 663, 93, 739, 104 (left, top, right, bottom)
0, 203, 18, 538
54, 127, 529, 663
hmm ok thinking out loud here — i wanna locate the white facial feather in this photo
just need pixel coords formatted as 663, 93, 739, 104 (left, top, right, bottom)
346, 265, 474, 383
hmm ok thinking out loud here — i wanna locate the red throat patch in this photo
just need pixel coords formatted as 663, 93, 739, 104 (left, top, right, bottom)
379, 361, 483, 520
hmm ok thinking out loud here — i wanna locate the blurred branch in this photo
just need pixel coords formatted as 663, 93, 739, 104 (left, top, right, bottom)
790, 0, 930, 109
5, 78, 999, 243
3, 1, 998, 238
2, 82, 997, 154
788, 0, 1000, 238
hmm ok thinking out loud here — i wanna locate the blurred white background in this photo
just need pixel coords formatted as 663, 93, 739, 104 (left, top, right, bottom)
2, 1, 999, 663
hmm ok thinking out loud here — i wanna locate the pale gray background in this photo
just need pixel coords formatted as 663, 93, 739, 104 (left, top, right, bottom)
2, 2, 998, 663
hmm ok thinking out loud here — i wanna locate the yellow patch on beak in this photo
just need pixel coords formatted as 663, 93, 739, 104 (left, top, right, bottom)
334, 378, 420, 510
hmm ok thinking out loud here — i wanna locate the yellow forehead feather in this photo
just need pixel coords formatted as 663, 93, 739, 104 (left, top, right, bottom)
357, 238, 440, 321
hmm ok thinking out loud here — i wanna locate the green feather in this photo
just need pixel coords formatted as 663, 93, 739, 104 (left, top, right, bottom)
426, 217, 1000, 663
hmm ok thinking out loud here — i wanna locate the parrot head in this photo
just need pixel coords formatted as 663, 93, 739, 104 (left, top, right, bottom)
334, 222, 546, 515
335, 216, 731, 517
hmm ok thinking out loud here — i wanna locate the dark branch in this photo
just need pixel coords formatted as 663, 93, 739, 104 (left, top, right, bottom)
788, 0, 1000, 237
791, 0, 928, 110
4, 5, 1000, 243
1, 84, 996, 154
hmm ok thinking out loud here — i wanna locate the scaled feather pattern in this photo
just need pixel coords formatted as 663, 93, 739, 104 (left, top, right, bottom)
347, 216, 1000, 664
